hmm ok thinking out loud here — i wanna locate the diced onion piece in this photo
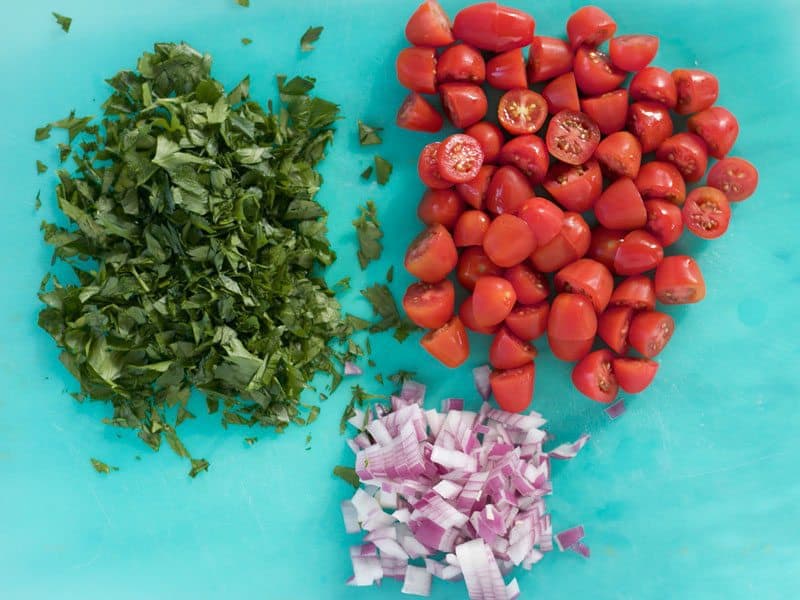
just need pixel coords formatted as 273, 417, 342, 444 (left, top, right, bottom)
605, 399, 626, 419
472, 365, 491, 400
555, 525, 585, 551
401, 565, 432, 596
549, 434, 590, 459
344, 361, 363, 376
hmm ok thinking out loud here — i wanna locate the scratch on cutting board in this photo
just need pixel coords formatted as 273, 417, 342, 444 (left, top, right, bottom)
70, 550, 103, 571
241, 481, 266, 534
670, 451, 786, 482
90, 485, 113, 530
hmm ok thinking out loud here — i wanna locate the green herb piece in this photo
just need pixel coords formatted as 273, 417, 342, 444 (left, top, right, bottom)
189, 458, 209, 478
58, 143, 71, 163
353, 201, 383, 269
368, 359, 376, 368
90, 458, 118, 474
374, 373, 384, 384
389, 370, 417, 385
236, 0, 249, 6
334, 276, 351, 291
300, 26, 324, 51
360, 284, 418, 340
386, 266, 394, 283
35, 191, 42, 211
52, 111, 93, 142
374, 156, 392, 185
358, 121, 383, 146
365, 337, 372, 355
36, 160, 47, 174
360, 166, 373, 180
241, 38, 252, 46
245, 437, 258, 446
333, 465, 360, 488
35, 124, 52, 141
53, 12, 72, 33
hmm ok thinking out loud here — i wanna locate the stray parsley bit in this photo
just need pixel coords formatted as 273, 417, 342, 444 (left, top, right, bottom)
360, 165, 373, 180
241, 37, 252, 46
52, 12, 72, 33
386, 266, 394, 283
35, 124, 52, 141
58, 143, 71, 163
245, 437, 258, 446
333, 465, 360, 488
334, 276, 351, 292
358, 121, 383, 146
360, 284, 418, 341
36, 160, 47, 174
51, 111, 93, 142
300, 26, 324, 51
35, 191, 42, 211
368, 359, 376, 368
374, 155, 393, 185
90, 458, 118, 474
375, 373, 384, 384
353, 200, 383, 269
236, 0, 250, 6
389, 370, 417, 385
189, 458, 210, 478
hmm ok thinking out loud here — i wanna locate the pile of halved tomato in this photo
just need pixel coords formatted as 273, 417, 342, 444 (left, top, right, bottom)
398, 2, 758, 411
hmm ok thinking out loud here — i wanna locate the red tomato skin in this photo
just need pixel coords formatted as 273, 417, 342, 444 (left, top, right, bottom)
561, 212, 592, 258
682, 186, 731, 239
635, 161, 686, 206
555, 258, 614, 313
440, 83, 488, 129
588, 226, 626, 271
655, 133, 709, 183
405, 224, 459, 283
453, 3, 536, 53
613, 230, 664, 276
420, 316, 470, 368
543, 73, 580, 115
627, 101, 673, 153
566, 6, 616, 49
498, 135, 549, 184
437, 134, 485, 184
398, 93, 444, 133
396, 47, 437, 94
609, 275, 656, 311
403, 279, 455, 329
456, 165, 496, 210
594, 177, 647, 230
418, 189, 465, 229
672, 69, 719, 115
483, 214, 536, 268
528, 36, 573, 83
505, 302, 549, 340
418, 142, 451, 189
531, 212, 589, 272
580, 89, 629, 135
609, 35, 658, 72
504, 263, 549, 305
644, 200, 683, 247
629, 67, 678, 109
547, 293, 597, 361
542, 160, 603, 212
437, 44, 486, 84
486, 48, 528, 90
457, 246, 503, 291
688, 107, 739, 159
459, 296, 501, 335
489, 327, 538, 369
405, 0, 455, 47
546, 110, 601, 166
655, 255, 706, 304
573, 47, 626, 96
571, 349, 618, 403
516, 197, 564, 247
612, 357, 658, 393
490, 362, 536, 412
464, 122, 504, 163
597, 305, 633, 354
707, 157, 759, 202
485, 165, 534, 215
497, 90, 548, 136
453, 210, 491, 247
472, 275, 518, 327
628, 310, 674, 358
594, 131, 642, 179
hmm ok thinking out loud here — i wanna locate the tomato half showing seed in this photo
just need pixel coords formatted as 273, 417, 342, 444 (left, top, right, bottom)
516, 197, 564, 247
528, 36, 573, 83
418, 142, 451, 189
594, 177, 647, 230
588, 226, 626, 271
542, 159, 603, 212
629, 67, 677, 109
655, 132, 709, 183
672, 69, 719, 115
543, 73, 580, 115
555, 258, 614, 313
498, 135, 549, 183
627, 101, 673, 153
628, 310, 674, 358
682, 186, 731, 239
635, 161, 686, 205
567, 5, 616, 49
546, 110, 601, 165
457, 246, 503, 291
609, 34, 658, 72
418, 188, 465, 229
459, 295, 500, 334
456, 165, 496, 210
483, 214, 536, 268
489, 327, 538, 369
420, 316, 470, 368
405, 224, 459, 283
612, 357, 658, 394
485, 165, 534, 215
597, 305, 633, 354
573, 47, 626, 96
547, 293, 598, 361
497, 89, 548, 136
504, 262, 549, 305
437, 44, 486, 84
472, 275, 518, 327
505, 302, 549, 340
453, 2, 536, 53
398, 92, 444, 133
440, 83, 489, 129
655, 255, 706, 304
490, 362, 536, 413
437, 134, 485, 183
613, 230, 664, 276
486, 48, 528, 90
580, 89, 629, 135
403, 279, 455, 329
572, 349, 618, 403
396, 47, 437, 94
464, 122, 504, 163
531, 211, 590, 272
453, 210, 491, 247
594, 130, 642, 179
405, 0, 455, 47
644, 199, 683, 247
688, 106, 739, 159
609, 275, 656, 310
707, 157, 759, 202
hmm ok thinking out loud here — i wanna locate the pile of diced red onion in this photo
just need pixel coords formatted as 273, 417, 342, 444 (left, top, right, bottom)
341, 375, 589, 598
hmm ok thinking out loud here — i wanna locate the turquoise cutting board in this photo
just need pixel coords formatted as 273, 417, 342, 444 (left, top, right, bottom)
1, 1, 798, 598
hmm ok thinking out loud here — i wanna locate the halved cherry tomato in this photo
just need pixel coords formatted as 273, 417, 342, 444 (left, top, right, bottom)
421, 316, 470, 368
486, 48, 528, 89
504, 262, 549, 305
547, 293, 597, 361
483, 214, 536, 268
543, 72, 580, 114
612, 357, 658, 393
580, 89, 628, 135
628, 310, 674, 358
464, 122, 504, 163
655, 255, 706, 304
457, 246, 503, 291
505, 302, 549, 340
497, 89, 548, 135
528, 36, 573, 83
682, 186, 731, 239
546, 110, 601, 165
609, 35, 658, 72
437, 134, 484, 183
453, 210, 491, 247
418, 142, 451, 189
531, 212, 590, 272
453, 3, 536, 53
572, 349, 618, 403
588, 226, 625, 271
594, 177, 647, 230
418, 188, 465, 229
459, 296, 501, 334
672, 69, 719, 115
490, 362, 536, 413
635, 161, 686, 205
440, 82, 488, 129
516, 197, 564, 247
396, 47, 437, 94
609, 275, 656, 311
597, 305, 632, 354
629, 67, 677, 109
555, 258, 614, 313
397, 93, 444, 133
573, 47, 626, 96
707, 157, 758, 202
490, 327, 538, 369
405, 0, 454, 47
655, 133, 709, 183
542, 160, 602, 212
403, 279, 455, 329
594, 131, 642, 179
437, 44, 486, 84
613, 230, 664, 275
688, 106, 739, 159
485, 165, 534, 215
644, 199, 683, 247
473, 275, 517, 327
566, 6, 616, 49
405, 224, 459, 282
456, 165, 496, 210
627, 101, 673, 153
498, 135, 549, 183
